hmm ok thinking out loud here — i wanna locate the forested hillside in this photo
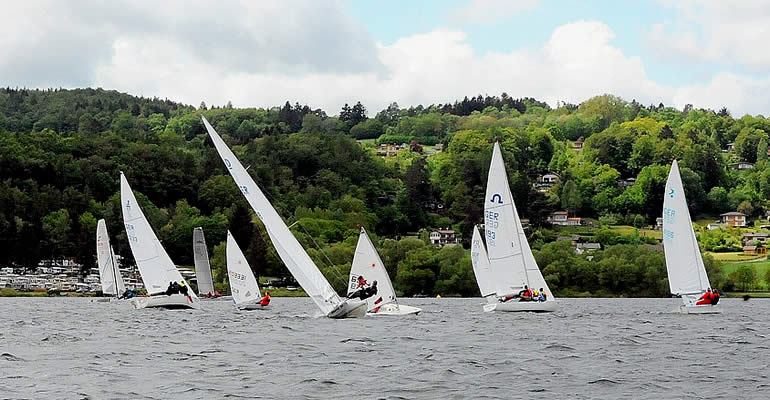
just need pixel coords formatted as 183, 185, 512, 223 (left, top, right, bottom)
2, 88, 768, 296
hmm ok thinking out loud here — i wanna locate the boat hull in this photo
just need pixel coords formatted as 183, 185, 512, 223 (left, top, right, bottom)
367, 303, 421, 316
484, 300, 558, 313
131, 294, 201, 310
679, 304, 722, 314
237, 302, 270, 311
327, 299, 367, 318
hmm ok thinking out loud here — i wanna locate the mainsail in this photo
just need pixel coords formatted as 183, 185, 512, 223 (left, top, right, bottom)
193, 227, 215, 295
202, 116, 341, 315
470, 225, 495, 298
96, 219, 125, 296
226, 231, 261, 305
348, 227, 397, 311
120, 172, 196, 298
483, 142, 553, 298
663, 160, 710, 298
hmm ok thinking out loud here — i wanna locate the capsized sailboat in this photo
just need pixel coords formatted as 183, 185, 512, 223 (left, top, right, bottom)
473, 142, 557, 312
663, 160, 721, 314
348, 227, 420, 316
120, 172, 200, 309
202, 116, 366, 318
193, 227, 216, 296
227, 231, 269, 310
96, 219, 126, 298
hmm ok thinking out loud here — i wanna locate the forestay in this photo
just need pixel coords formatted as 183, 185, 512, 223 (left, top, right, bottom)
193, 227, 215, 295
96, 219, 125, 295
663, 160, 710, 296
202, 116, 341, 315
226, 231, 261, 305
483, 142, 553, 299
121, 172, 195, 297
470, 225, 495, 298
348, 227, 397, 311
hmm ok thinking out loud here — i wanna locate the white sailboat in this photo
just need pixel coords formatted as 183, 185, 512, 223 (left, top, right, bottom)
226, 231, 269, 310
470, 225, 495, 299
96, 219, 126, 298
348, 227, 421, 316
202, 116, 366, 318
474, 142, 557, 312
193, 227, 216, 296
120, 172, 200, 309
663, 160, 721, 314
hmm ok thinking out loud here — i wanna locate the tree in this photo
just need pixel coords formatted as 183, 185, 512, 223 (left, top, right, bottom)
729, 264, 757, 291
758, 137, 768, 162
737, 200, 755, 217
560, 180, 582, 213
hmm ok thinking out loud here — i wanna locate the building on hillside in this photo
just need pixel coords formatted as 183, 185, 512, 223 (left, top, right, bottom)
429, 228, 459, 246
743, 245, 767, 255
575, 242, 601, 254
655, 217, 664, 230
572, 136, 585, 150
720, 211, 747, 227
557, 235, 580, 245
617, 178, 636, 188
376, 143, 406, 157
548, 211, 581, 226
707, 223, 726, 230
535, 173, 560, 192
729, 162, 755, 170
742, 233, 770, 245
725, 142, 735, 152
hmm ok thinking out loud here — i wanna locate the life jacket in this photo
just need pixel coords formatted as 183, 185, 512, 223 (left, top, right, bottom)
260, 294, 271, 306
526, 288, 533, 298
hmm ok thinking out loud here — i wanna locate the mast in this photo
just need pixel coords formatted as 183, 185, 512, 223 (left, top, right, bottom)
110, 245, 119, 298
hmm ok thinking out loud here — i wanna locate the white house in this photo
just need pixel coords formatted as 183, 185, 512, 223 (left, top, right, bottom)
429, 229, 459, 246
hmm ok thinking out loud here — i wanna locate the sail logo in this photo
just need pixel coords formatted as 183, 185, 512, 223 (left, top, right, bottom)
125, 200, 131, 212
224, 159, 233, 169
490, 193, 503, 204
240, 185, 249, 194
668, 188, 675, 198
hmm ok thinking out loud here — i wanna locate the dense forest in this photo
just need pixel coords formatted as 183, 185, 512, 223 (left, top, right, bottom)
1, 87, 768, 296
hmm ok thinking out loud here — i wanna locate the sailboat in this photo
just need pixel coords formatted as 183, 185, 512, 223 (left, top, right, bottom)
348, 227, 421, 316
120, 172, 200, 309
663, 160, 721, 314
472, 142, 557, 312
201, 116, 366, 318
96, 219, 126, 299
193, 227, 216, 296
226, 231, 268, 310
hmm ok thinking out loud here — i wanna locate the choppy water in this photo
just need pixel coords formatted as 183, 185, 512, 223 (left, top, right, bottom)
1, 297, 769, 399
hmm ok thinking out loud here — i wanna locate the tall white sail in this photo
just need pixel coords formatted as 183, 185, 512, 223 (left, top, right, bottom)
96, 219, 123, 295
483, 142, 553, 299
226, 231, 261, 305
663, 160, 710, 298
120, 172, 196, 298
202, 116, 341, 315
348, 227, 397, 311
193, 227, 215, 295
470, 225, 495, 298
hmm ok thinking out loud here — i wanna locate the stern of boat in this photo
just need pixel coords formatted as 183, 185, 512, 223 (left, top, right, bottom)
328, 298, 367, 318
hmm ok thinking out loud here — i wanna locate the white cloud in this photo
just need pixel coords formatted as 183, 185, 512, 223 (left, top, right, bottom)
449, 0, 539, 24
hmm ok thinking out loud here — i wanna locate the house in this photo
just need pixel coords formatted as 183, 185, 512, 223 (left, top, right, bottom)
572, 136, 585, 150
557, 235, 581, 245
720, 211, 747, 227
548, 211, 581, 226
375, 143, 405, 157
535, 173, 560, 192
429, 228, 459, 246
707, 223, 726, 230
742, 233, 770, 245
725, 142, 735, 152
765, 210, 770, 221
617, 178, 636, 188
655, 217, 664, 230
422, 200, 445, 213
576, 242, 601, 254
729, 162, 755, 170
743, 245, 767, 255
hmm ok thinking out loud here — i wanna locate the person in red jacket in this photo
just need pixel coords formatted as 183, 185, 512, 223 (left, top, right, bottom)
709, 289, 721, 305
695, 288, 712, 305
259, 291, 271, 307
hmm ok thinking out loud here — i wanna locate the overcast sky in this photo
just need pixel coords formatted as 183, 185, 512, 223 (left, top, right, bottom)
3, 0, 770, 116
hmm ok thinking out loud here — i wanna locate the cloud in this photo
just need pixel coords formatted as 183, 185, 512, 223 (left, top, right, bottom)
647, 0, 770, 70
449, 0, 539, 24
672, 72, 770, 116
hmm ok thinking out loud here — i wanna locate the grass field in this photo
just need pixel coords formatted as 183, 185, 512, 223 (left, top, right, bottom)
607, 225, 663, 240
708, 252, 765, 262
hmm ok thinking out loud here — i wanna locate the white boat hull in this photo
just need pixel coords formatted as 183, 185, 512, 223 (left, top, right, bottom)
130, 294, 201, 310
679, 304, 722, 314
327, 299, 367, 318
367, 303, 421, 316
484, 300, 558, 313
237, 302, 270, 311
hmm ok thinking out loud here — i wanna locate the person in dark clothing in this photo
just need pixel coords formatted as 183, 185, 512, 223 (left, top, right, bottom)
348, 281, 378, 300
710, 289, 721, 305
165, 281, 180, 296
119, 290, 136, 299
178, 281, 192, 302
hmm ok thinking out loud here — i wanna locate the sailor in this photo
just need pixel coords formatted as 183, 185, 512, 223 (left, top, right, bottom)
357, 275, 368, 288
260, 291, 271, 306
709, 289, 720, 305
178, 281, 192, 302
695, 288, 712, 305
165, 281, 180, 296
517, 285, 533, 302
532, 288, 540, 301
364, 280, 378, 299
538, 288, 547, 302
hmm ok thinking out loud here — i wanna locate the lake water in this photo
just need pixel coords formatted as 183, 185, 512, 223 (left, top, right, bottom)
1, 297, 768, 399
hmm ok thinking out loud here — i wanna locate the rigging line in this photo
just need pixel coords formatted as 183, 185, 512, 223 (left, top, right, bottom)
294, 220, 348, 287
